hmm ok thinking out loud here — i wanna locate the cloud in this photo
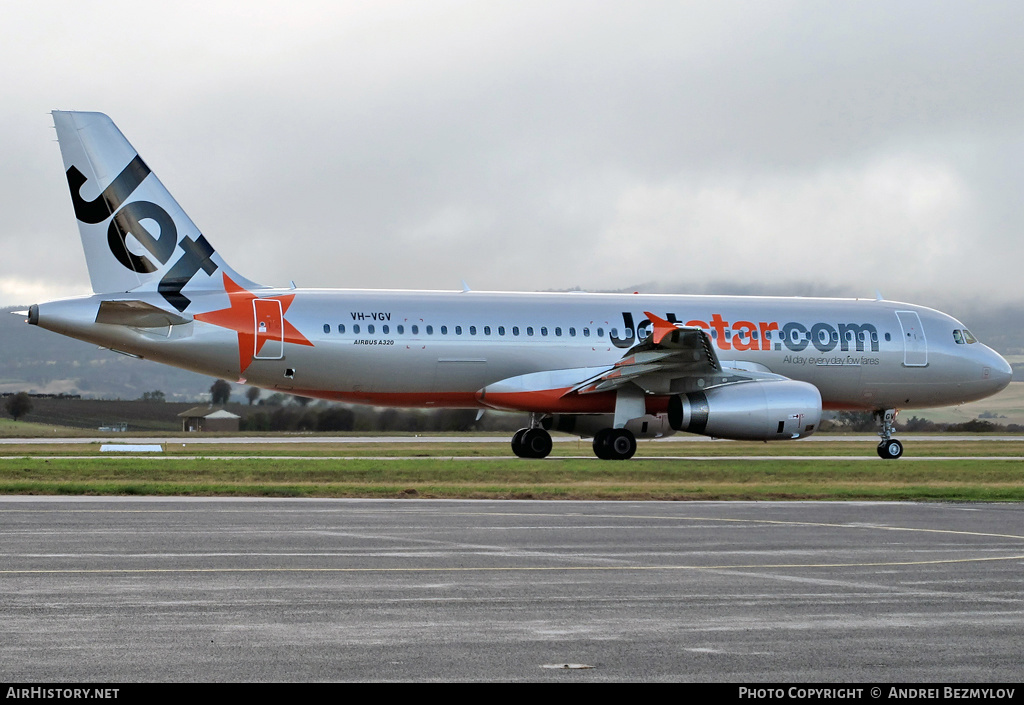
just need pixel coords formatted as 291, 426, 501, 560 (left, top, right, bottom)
3, 2, 1024, 309
0, 277, 86, 308
593, 154, 973, 293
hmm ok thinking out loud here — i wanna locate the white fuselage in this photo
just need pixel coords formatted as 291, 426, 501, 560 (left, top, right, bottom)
33, 288, 1012, 414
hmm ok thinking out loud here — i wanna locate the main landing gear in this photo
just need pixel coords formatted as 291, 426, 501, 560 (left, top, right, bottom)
592, 428, 637, 460
511, 425, 553, 458
875, 408, 903, 460
509, 421, 638, 460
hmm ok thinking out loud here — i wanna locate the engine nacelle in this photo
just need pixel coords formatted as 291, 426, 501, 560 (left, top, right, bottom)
668, 380, 821, 441
542, 413, 674, 439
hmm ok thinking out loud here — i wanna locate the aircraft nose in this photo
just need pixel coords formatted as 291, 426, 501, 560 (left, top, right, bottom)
984, 348, 1013, 393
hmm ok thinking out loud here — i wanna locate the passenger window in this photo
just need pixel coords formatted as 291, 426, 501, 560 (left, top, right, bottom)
411, 325, 418, 334
368, 324, 375, 334
498, 326, 505, 336
338, 324, 345, 334
470, 326, 477, 335
426, 325, 433, 335
583, 328, 590, 337
555, 327, 562, 336
455, 326, 462, 335
541, 327, 548, 336
441, 326, 448, 335
526, 327, 534, 336
569, 328, 576, 337
323, 324, 330, 334
513, 326, 520, 336
597, 328, 604, 337
353, 324, 360, 334
484, 326, 491, 335
382, 325, 389, 334
397, 325, 404, 334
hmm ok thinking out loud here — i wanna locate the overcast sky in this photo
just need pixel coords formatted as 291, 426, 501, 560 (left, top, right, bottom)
3, 1, 1023, 314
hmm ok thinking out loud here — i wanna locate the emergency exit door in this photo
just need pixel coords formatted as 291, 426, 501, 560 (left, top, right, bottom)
253, 299, 284, 359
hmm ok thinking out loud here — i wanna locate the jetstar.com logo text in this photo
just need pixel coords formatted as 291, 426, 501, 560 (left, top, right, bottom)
611, 312, 880, 353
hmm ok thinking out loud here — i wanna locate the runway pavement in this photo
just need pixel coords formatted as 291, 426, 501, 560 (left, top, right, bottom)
1, 498, 1022, 682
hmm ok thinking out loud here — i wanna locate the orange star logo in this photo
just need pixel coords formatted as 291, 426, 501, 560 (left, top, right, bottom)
194, 273, 313, 374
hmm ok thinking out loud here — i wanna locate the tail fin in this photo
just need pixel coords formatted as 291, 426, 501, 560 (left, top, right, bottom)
52, 111, 261, 312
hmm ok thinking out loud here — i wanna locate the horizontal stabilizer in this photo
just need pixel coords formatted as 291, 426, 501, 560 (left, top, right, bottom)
95, 300, 192, 328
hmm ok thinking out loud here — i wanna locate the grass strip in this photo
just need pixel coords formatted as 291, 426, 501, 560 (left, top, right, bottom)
4, 439, 1024, 458
0, 456, 1022, 500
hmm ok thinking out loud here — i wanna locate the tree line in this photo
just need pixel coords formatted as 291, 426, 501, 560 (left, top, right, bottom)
8, 381, 1018, 435
238, 406, 522, 433
820, 411, 1024, 433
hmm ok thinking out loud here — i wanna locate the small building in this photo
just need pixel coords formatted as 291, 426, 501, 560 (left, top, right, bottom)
177, 406, 241, 433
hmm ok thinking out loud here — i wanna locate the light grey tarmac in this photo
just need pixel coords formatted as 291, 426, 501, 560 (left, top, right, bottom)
1, 498, 1022, 682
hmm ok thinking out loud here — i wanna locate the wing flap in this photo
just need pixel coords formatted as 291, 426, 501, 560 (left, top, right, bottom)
569, 312, 789, 396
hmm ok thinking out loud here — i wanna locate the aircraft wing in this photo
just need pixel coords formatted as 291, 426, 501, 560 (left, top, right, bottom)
567, 311, 781, 396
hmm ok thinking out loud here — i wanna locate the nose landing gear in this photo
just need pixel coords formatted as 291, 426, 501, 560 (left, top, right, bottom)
875, 409, 903, 459
877, 438, 904, 459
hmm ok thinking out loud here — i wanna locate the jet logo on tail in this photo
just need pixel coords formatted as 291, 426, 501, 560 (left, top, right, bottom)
66, 146, 220, 311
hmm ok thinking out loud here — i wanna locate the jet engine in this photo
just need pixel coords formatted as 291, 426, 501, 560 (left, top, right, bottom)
668, 380, 821, 440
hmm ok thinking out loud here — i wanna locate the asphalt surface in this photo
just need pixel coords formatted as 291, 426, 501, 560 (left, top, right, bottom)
1, 498, 1022, 682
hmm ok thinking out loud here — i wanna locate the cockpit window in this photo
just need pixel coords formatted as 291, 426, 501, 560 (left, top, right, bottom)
953, 329, 978, 344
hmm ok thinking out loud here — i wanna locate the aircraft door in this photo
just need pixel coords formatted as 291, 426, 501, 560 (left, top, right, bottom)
253, 299, 284, 359
895, 311, 927, 367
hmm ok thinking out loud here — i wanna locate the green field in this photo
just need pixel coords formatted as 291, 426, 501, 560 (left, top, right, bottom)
907, 380, 1024, 425
1, 438, 1022, 500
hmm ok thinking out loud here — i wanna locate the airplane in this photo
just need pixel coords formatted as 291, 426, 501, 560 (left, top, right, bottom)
22, 111, 1013, 460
